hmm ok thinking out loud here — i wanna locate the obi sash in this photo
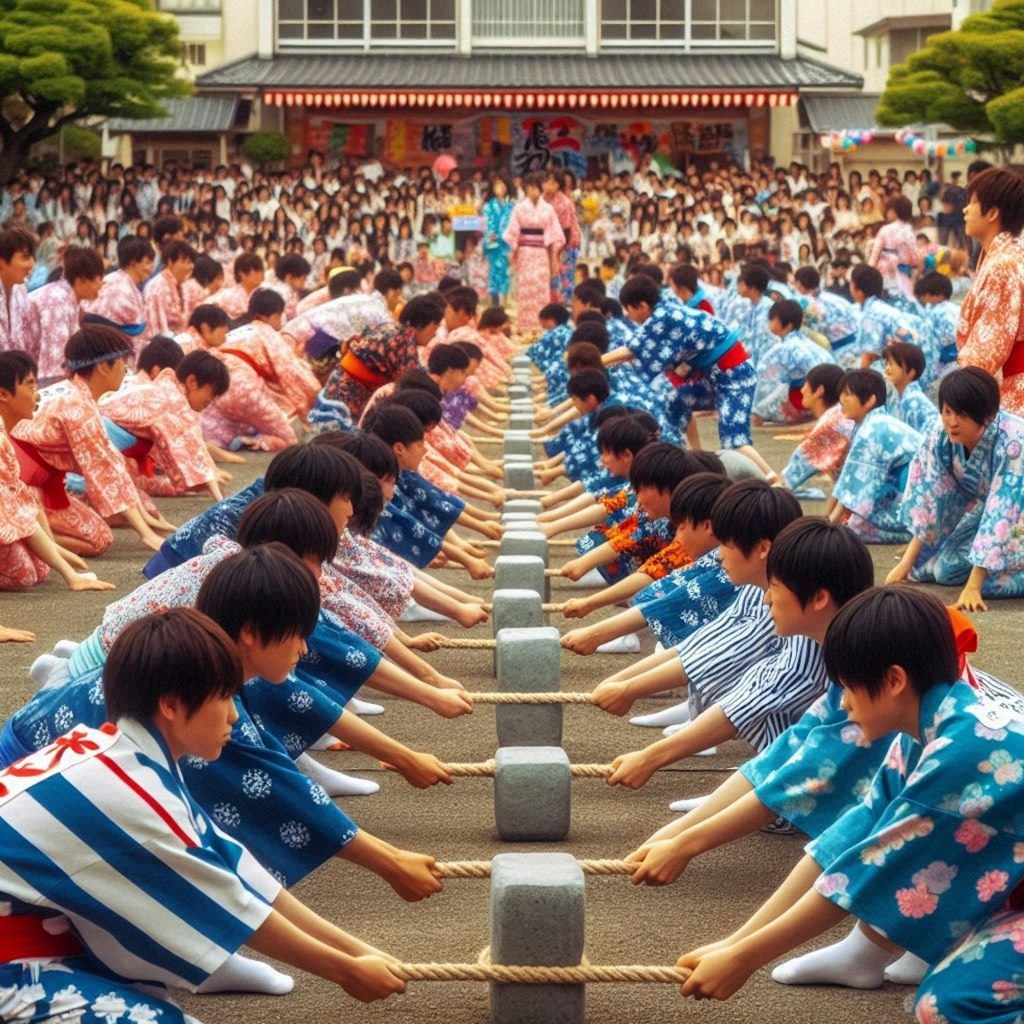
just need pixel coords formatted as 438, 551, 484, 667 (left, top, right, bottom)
10, 437, 69, 510
340, 349, 389, 389
0, 914, 84, 964
517, 227, 547, 248
1002, 342, 1024, 379
221, 348, 270, 381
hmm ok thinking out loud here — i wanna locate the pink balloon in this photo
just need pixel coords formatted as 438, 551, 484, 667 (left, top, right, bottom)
432, 154, 458, 178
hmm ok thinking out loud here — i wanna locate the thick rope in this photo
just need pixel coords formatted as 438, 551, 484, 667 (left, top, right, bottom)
432, 636, 498, 650
480, 602, 567, 612
435, 859, 636, 878
394, 962, 688, 984
437, 760, 614, 779
463, 692, 594, 704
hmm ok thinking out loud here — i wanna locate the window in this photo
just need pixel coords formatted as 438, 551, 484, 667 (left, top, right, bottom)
277, 0, 455, 43
183, 43, 207, 66
372, 0, 456, 40
473, 0, 584, 42
888, 26, 932, 65
603, 0, 775, 46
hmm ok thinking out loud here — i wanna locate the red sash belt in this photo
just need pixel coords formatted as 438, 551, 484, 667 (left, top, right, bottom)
1002, 342, 1024, 379
340, 350, 389, 389
221, 348, 270, 381
716, 341, 750, 372
122, 437, 155, 477
0, 915, 84, 964
10, 438, 70, 511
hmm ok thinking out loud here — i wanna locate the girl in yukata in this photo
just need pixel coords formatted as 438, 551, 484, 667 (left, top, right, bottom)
779, 363, 854, 504
888, 366, 1024, 610
828, 369, 922, 543
676, 588, 1024, 1024
868, 195, 920, 301
482, 177, 514, 305
11, 325, 174, 555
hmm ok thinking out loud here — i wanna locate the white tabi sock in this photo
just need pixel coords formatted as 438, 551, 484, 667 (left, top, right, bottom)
630, 702, 691, 728
668, 794, 709, 813
309, 733, 341, 751
883, 952, 929, 986
347, 697, 384, 715
297, 752, 380, 796
771, 925, 893, 989
52, 639, 81, 658
595, 633, 640, 654
196, 953, 294, 995
29, 654, 63, 691
398, 600, 451, 623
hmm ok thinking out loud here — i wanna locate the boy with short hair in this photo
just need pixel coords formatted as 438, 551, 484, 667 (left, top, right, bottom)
848, 263, 924, 369
829, 368, 922, 543
0, 225, 36, 352
882, 339, 940, 435
913, 270, 959, 384
143, 239, 198, 342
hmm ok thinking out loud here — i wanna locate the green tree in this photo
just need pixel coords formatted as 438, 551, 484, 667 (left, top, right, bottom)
242, 131, 292, 169
876, 0, 1024, 152
0, 0, 189, 182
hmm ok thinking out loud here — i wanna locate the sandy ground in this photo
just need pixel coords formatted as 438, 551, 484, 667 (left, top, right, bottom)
1, 419, 1018, 1024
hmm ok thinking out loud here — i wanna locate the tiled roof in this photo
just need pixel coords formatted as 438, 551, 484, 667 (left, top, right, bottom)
107, 97, 239, 134
802, 94, 884, 133
197, 52, 862, 91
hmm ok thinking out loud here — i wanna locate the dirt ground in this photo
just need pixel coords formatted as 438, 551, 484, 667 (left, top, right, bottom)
1, 419, 1016, 1024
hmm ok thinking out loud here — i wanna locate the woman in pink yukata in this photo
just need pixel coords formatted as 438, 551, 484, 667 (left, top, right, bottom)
868, 195, 920, 301
99, 349, 231, 501
11, 325, 174, 555
503, 171, 564, 330
83, 236, 153, 356
0, 351, 115, 593
202, 289, 319, 452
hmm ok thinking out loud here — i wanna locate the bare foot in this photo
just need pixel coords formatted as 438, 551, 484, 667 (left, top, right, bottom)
0, 624, 36, 643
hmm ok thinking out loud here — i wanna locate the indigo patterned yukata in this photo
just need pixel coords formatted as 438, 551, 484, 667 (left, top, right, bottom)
806, 680, 1024, 1024
852, 296, 923, 366
752, 331, 834, 423
919, 300, 960, 387
0, 719, 281, 1023
833, 408, 922, 543
891, 380, 940, 437
372, 502, 445, 569
625, 299, 755, 449
780, 404, 854, 491
392, 469, 464, 535
904, 411, 1024, 598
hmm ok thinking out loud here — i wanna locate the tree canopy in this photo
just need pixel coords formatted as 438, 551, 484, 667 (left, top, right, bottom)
876, 0, 1024, 147
0, 0, 189, 181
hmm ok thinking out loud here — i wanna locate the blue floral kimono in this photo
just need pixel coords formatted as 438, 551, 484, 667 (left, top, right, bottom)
833, 408, 922, 543
482, 196, 514, 298
626, 299, 756, 449
630, 549, 739, 648
372, 502, 445, 568
850, 296, 923, 366
526, 323, 572, 384
919, 299, 960, 386
392, 469, 465, 535
807, 680, 1024, 1024
904, 411, 1024, 598
813, 289, 862, 355
752, 331, 834, 423
891, 380, 940, 436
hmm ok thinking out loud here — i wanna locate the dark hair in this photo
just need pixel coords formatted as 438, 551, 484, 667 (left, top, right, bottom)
248, 288, 286, 320
794, 266, 820, 291
538, 302, 570, 326
805, 363, 845, 405
669, 471, 730, 528
739, 265, 770, 293
191, 254, 224, 289
374, 268, 404, 294
839, 368, 887, 409
769, 298, 803, 331
914, 271, 953, 301
398, 293, 445, 329
767, 518, 874, 609
161, 239, 197, 265
710, 479, 802, 557
966, 167, 1024, 236
566, 367, 610, 403
569, 320, 609, 353
349, 472, 385, 535
688, 449, 727, 476
195, 543, 321, 645
882, 341, 926, 381
669, 263, 700, 294
189, 302, 230, 331
592, 404, 630, 430
385, 389, 443, 430
885, 195, 913, 222
234, 252, 264, 278
237, 488, 339, 564
63, 246, 104, 285
65, 324, 131, 378
824, 587, 957, 698
104, 608, 243, 722
453, 339, 483, 362
137, 335, 185, 375
152, 215, 184, 246
634, 263, 664, 285
176, 349, 229, 396
117, 236, 155, 269
427, 344, 470, 375
618, 275, 660, 310
436, 276, 461, 295
313, 429, 399, 479
574, 279, 606, 308
629, 442, 700, 493
601, 297, 624, 319
264, 443, 364, 506
596, 413, 656, 456
328, 269, 361, 297
0, 226, 37, 262
566, 341, 604, 372
477, 306, 509, 330
0, 349, 37, 393
365, 402, 426, 446
277, 252, 311, 281
850, 264, 884, 299
446, 285, 479, 316
396, 367, 442, 399
937, 366, 1000, 426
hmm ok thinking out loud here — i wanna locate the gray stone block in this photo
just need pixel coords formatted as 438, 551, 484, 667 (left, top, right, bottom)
504, 462, 535, 489
511, 355, 532, 370
494, 555, 547, 599
490, 850, 584, 1024
508, 384, 529, 400
504, 434, 533, 458
500, 512, 537, 525
505, 499, 542, 514
493, 749, 572, 842
491, 590, 544, 636
509, 415, 534, 432
495, 626, 561, 745
500, 530, 549, 566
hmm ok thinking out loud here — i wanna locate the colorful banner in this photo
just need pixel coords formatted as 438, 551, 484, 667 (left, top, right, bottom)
511, 116, 587, 177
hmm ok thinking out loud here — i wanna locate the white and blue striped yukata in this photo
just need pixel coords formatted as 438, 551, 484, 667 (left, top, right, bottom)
0, 719, 279, 1023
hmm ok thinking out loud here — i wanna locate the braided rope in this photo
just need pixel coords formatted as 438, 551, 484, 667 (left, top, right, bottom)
394, 962, 688, 984
437, 760, 613, 779
463, 692, 593, 704
431, 636, 498, 650
435, 859, 636, 879
480, 602, 566, 612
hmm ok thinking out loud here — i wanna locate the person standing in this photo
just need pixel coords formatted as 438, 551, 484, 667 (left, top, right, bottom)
503, 172, 563, 331
482, 177, 514, 305
544, 170, 582, 303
